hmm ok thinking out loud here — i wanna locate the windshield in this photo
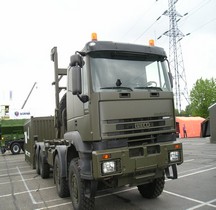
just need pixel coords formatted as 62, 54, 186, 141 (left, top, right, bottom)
90, 53, 171, 92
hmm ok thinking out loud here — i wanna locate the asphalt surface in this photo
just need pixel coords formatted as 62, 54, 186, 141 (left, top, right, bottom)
0, 137, 216, 210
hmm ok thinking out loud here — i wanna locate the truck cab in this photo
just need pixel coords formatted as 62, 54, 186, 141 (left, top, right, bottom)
68, 41, 175, 142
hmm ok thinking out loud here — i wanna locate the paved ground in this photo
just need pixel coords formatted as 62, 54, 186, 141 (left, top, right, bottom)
0, 138, 216, 210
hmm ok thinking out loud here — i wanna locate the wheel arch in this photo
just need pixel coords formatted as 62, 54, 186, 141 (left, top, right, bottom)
67, 144, 79, 168
64, 131, 92, 153
64, 131, 93, 180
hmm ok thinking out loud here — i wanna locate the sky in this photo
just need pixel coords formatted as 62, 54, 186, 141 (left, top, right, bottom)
1, 0, 216, 117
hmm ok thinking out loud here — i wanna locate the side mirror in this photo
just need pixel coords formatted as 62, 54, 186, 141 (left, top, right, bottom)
70, 54, 89, 103
70, 54, 83, 95
72, 65, 82, 95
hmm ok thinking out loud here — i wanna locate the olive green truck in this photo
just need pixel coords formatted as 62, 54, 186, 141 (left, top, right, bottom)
24, 35, 183, 210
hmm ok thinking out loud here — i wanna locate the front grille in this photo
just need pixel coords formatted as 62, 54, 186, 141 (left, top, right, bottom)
104, 117, 171, 135
101, 116, 172, 146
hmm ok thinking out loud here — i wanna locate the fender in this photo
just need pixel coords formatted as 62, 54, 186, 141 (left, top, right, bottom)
55, 145, 67, 178
64, 131, 93, 180
8, 140, 24, 148
64, 131, 92, 153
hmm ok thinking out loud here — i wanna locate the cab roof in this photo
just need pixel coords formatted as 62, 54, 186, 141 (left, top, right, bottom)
81, 41, 167, 58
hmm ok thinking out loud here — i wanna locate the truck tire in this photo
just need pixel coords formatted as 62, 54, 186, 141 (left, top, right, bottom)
54, 155, 70, 198
39, 150, 50, 179
35, 149, 40, 175
69, 158, 95, 210
11, 143, 21, 155
137, 175, 165, 199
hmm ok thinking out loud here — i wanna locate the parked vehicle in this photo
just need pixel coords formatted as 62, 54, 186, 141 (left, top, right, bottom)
24, 34, 183, 210
0, 119, 26, 154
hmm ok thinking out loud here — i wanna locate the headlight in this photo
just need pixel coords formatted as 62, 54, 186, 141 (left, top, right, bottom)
169, 151, 180, 162
102, 161, 116, 174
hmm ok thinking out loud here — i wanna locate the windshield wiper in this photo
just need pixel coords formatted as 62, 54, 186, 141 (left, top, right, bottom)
134, 86, 163, 91
100, 86, 133, 91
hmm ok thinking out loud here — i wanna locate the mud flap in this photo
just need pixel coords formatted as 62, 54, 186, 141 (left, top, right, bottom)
165, 164, 177, 179
84, 180, 98, 198
1, 147, 6, 154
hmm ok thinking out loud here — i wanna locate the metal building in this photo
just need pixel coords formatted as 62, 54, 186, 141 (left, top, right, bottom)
208, 103, 216, 143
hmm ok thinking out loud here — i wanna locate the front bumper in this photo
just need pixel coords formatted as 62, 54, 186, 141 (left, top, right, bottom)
92, 142, 183, 182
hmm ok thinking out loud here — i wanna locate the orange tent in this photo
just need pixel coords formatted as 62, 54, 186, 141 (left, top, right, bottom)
176, 117, 205, 138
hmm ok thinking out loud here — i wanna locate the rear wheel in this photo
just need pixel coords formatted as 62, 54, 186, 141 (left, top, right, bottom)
137, 175, 165, 199
39, 150, 50, 179
69, 158, 95, 210
11, 143, 21, 155
35, 149, 40, 175
54, 155, 70, 198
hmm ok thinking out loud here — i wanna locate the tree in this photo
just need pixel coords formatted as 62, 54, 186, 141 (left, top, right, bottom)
190, 78, 216, 118
184, 105, 192, 116
175, 105, 192, 116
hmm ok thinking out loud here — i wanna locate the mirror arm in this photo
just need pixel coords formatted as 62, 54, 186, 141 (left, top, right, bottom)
77, 94, 89, 103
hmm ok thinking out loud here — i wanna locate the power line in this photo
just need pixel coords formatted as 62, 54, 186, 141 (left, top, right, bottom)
178, 0, 214, 27
134, 20, 158, 42
121, 1, 157, 41
136, 0, 216, 41
189, 16, 216, 34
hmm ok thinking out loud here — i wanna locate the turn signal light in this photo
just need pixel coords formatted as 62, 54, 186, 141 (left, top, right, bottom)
102, 154, 111, 159
174, 144, 181, 149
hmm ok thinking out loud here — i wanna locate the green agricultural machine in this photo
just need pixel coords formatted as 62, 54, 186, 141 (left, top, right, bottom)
0, 119, 26, 154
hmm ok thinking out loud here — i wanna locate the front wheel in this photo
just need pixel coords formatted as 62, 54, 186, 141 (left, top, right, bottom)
69, 158, 95, 210
11, 143, 21, 155
137, 175, 165, 199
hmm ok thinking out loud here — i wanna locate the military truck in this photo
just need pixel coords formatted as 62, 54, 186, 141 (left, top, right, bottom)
25, 34, 183, 210
0, 119, 26, 154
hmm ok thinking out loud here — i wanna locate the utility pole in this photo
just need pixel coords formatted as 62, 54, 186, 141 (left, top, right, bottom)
158, 0, 190, 112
